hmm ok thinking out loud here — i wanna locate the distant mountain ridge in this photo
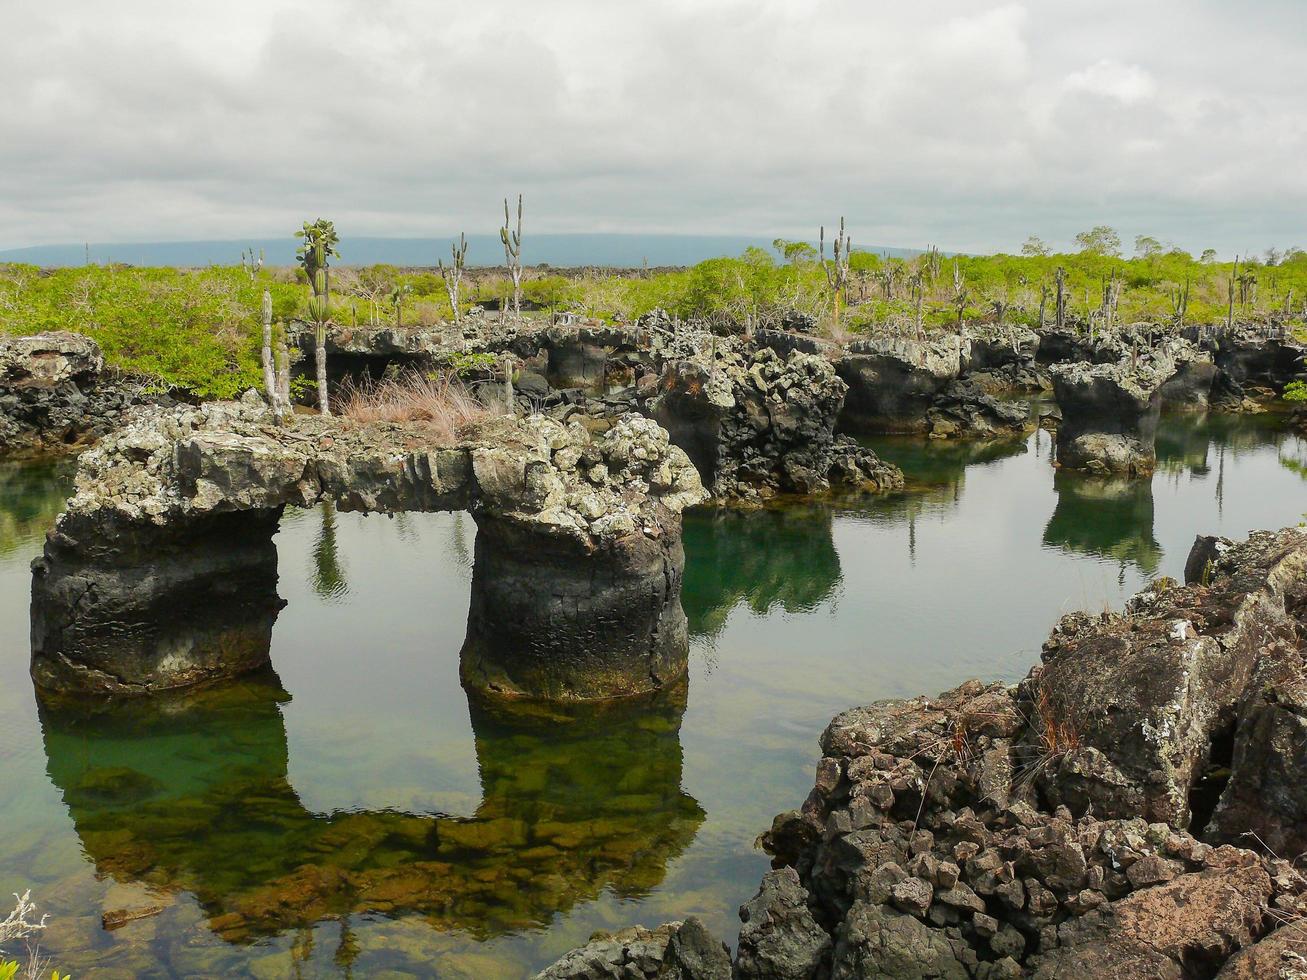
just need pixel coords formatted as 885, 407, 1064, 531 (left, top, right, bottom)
0, 234, 920, 269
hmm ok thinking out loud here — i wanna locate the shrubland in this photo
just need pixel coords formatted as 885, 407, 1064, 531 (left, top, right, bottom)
3, 231, 1305, 398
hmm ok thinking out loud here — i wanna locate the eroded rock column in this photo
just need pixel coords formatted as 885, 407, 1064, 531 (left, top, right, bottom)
1051, 354, 1175, 476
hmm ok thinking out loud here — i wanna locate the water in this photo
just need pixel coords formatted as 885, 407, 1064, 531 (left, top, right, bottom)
0, 412, 1303, 977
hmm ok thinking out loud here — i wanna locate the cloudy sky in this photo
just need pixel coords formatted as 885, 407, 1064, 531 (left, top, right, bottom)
3, 0, 1304, 255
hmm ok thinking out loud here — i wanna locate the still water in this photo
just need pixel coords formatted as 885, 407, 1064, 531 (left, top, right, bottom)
0, 412, 1303, 977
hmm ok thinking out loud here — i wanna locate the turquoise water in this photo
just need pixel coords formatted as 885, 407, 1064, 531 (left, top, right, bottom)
0, 412, 1303, 977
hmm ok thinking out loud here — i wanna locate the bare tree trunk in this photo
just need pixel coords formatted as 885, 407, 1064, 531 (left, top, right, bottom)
275, 340, 291, 419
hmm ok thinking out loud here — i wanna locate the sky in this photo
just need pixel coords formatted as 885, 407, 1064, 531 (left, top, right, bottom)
2, 0, 1305, 257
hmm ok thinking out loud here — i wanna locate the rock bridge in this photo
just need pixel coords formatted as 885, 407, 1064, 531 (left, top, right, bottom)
30, 398, 706, 700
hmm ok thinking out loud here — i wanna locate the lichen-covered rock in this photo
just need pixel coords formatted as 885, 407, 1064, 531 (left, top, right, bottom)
835, 335, 968, 433
30, 402, 707, 699
1051, 353, 1176, 475
652, 344, 903, 501
925, 379, 1030, 440
533, 918, 731, 980
745, 526, 1307, 978
735, 868, 831, 979
0, 331, 165, 455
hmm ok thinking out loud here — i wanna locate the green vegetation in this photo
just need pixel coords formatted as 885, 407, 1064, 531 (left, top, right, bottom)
1284, 380, 1307, 402
2, 224, 1304, 399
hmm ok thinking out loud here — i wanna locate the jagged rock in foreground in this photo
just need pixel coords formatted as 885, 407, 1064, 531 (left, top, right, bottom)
652, 344, 904, 501
0, 331, 164, 455
538, 527, 1307, 978
534, 918, 731, 980
30, 397, 706, 699
1050, 352, 1176, 475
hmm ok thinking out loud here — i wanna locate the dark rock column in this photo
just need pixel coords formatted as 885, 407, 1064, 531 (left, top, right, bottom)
461, 510, 690, 700
1051, 358, 1173, 476
30, 509, 285, 695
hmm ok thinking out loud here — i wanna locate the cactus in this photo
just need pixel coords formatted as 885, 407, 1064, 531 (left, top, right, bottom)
260, 289, 276, 407
951, 261, 969, 329
1054, 266, 1068, 330
1170, 276, 1190, 326
438, 232, 469, 322
295, 219, 340, 415
500, 196, 524, 316
820, 217, 851, 322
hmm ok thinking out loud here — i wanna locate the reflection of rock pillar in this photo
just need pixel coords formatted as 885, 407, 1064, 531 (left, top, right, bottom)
461, 513, 690, 700
30, 509, 284, 695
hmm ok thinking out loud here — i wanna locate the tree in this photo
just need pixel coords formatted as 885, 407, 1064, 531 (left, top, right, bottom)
1074, 226, 1122, 257
1021, 235, 1051, 257
1134, 235, 1163, 258
1200, 248, 1219, 264
772, 238, 817, 265
295, 218, 340, 415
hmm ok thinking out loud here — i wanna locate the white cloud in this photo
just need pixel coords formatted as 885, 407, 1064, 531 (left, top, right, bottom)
0, 0, 1304, 254
1064, 59, 1158, 104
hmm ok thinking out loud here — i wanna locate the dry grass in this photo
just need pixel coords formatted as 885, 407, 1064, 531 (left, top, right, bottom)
337, 371, 500, 442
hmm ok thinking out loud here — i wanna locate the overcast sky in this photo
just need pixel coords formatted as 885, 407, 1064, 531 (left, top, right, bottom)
3, 1, 1304, 256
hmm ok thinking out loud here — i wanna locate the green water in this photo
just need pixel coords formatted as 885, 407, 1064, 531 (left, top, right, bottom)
0, 412, 1304, 977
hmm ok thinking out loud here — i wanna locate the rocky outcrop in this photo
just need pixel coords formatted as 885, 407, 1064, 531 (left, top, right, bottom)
966, 324, 1040, 373
925, 379, 1031, 440
0, 332, 164, 455
651, 345, 903, 501
534, 919, 731, 980
538, 526, 1307, 977
30, 397, 706, 699
1051, 352, 1175, 475
835, 335, 968, 433
1214, 327, 1306, 392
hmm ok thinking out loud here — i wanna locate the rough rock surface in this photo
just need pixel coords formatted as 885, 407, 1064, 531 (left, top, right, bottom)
925, 379, 1031, 440
30, 398, 707, 699
539, 526, 1307, 978
533, 918, 731, 980
651, 343, 903, 501
835, 335, 968, 433
0, 332, 164, 455
1051, 351, 1175, 475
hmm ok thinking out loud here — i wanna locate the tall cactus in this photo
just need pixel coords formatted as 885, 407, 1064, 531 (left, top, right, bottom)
500, 196, 524, 316
820, 217, 851, 322
295, 219, 340, 415
261, 290, 277, 407
438, 232, 469, 322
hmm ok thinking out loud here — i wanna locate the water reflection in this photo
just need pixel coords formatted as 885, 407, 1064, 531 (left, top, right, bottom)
1043, 472, 1161, 574
681, 507, 842, 639
0, 457, 73, 558
38, 673, 702, 944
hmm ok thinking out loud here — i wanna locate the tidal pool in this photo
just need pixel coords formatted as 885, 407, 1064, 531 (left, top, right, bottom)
0, 412, 1303, 977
